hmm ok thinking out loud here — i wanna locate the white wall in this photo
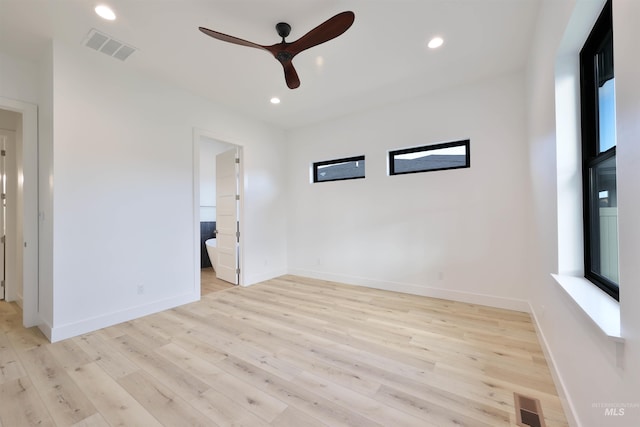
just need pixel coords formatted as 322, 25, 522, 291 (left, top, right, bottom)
199, 137, 233, 222
526, 0, 640, 425
614, 0, 640, 419
286, 72, 530, 310
0, 52, 39, 104
38, 44, 55, 330
43, 41, 287, 341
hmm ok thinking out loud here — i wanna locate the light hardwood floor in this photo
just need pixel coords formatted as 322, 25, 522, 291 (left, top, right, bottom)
0, 275, 568, 426
201, 268, 235, 295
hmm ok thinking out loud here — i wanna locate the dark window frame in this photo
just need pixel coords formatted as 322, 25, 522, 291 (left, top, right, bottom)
312, 155, 365, 183
579, 0, 619, 300
388, 139, 470, 176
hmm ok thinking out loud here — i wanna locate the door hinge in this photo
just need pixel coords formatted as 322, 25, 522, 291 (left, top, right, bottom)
1, 235, 5, 244
235, 158, 240, 164
1, 193, 5, 200
1, 280, 4, 288
235, 195, 240, 201
236, 268, 240, 275
235, 231, 240, 239
1, 149, 5, 156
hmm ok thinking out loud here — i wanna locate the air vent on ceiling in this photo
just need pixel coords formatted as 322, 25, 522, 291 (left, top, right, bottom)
514, 393, 546, 427
83, 29, 137, 61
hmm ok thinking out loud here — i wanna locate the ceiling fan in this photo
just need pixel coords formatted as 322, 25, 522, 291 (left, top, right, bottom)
199, 11, 355, 89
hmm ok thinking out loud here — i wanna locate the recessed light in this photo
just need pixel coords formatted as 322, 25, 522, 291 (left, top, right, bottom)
427, 36, 444, 49
270, 97, 281, 104
95, 5, 116, 21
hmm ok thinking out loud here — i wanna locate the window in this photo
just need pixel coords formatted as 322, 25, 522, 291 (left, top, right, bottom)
389, 139, 470, 176
580, 0, 619, 300
312, 155, 365, 183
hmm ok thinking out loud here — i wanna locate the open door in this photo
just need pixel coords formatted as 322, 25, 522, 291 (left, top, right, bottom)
215, 147, 240, 285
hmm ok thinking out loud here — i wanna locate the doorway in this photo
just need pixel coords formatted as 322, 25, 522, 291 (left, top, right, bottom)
1, 112, 21, 303
0, 100, 38, 327
0, 128, 13, 300
0, 131, 6, 300
194, 129, 244, 294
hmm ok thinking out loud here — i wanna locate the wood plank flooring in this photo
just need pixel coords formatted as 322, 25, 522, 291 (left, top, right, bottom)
201, 268, 235, 295
0, 275, 568, 426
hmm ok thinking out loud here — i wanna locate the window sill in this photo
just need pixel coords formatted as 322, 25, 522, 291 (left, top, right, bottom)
551, 274, 623, 342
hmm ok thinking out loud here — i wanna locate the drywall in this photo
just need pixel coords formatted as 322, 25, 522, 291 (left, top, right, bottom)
45, 41, 287, 341
199, 137, 233, 222
0, 52, 39, 104
526, 0, 640, 425
38, 43, 55, 331
286, 71, 530, 310
614, 0, 640, 420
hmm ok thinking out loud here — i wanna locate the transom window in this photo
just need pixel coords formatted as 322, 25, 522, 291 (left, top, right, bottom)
312, 155, 365, 183
388, 139, 470, 176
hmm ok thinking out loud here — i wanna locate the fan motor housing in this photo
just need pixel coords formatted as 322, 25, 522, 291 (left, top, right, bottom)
276, 22, 291, 39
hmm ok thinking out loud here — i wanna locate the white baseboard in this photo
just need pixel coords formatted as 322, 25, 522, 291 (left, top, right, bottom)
37, 319, 53, 342
528, 303, 580, 427
46, 292, 200, 343
243, 268, 288, 288
287, 269, 530, 312
3, 291, 23, 309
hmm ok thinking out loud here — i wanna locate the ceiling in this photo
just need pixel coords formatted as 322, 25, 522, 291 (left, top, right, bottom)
0, 0, 540, 130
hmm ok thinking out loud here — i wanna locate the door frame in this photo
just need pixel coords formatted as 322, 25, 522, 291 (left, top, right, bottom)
0, 131, 6, 300
192, 127, 245, 291
0, 97, 39, 327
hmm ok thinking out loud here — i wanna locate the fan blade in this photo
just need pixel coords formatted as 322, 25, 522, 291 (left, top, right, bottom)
282, 61, 300, 89
288, 11, 355, 56
199, 27, 267, 51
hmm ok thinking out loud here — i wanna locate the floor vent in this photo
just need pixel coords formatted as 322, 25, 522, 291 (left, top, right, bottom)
514, 393, 546, 427
82, 29, 137, 61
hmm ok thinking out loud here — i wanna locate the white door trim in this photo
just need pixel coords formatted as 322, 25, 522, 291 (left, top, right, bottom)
0, 97, 39, 327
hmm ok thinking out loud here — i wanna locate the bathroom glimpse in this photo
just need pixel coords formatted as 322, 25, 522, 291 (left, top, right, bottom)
200, 135, 236, 273
200, 221, 216, 269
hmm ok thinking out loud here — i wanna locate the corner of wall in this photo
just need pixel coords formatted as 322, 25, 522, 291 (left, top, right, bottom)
528, 302, 581, 427
37, 319, 53, 342
288, 268, 531, 313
